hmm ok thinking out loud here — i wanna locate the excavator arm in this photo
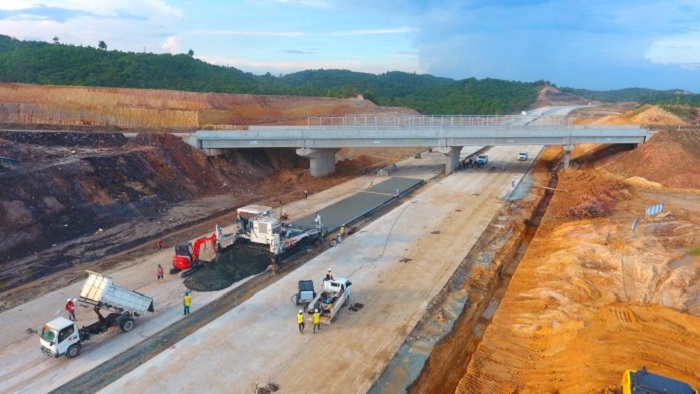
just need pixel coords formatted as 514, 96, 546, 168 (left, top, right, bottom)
191, 234, 217, 262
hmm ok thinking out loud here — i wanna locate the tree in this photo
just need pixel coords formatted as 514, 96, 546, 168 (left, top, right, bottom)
53, 36, 59, 44
187, 49, 194, 56
98, 41, 107, 50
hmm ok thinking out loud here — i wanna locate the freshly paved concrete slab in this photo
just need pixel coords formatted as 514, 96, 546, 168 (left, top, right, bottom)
291, 177, 424, 232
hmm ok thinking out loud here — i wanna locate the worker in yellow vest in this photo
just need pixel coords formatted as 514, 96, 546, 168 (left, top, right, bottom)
183, 289, 191, 315
313, 309, 321, 333
297, 309, 305, 334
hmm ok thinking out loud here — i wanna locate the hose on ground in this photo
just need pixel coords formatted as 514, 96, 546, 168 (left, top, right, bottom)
345, 200, 416, 279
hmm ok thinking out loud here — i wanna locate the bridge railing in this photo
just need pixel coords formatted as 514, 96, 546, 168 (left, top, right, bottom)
306, 114, 574, 129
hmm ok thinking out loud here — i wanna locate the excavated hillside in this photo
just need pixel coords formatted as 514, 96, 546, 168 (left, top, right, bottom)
0, 84, 419, 305
0, 82, 411, 129
425, 107, 700, 392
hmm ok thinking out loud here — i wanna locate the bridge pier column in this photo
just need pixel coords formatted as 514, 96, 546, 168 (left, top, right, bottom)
563, 144, 574, 169
296, 148, 339, 177
439, 146, 462, 175
202, 148, 227, 157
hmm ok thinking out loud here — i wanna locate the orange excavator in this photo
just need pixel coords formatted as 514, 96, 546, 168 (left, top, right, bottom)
170, 234, 217, 277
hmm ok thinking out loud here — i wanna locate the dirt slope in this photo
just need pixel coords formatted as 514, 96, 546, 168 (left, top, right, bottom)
531, 86, 591, 108
606, 130, 700, 189
0, 82, 411, 129
577, 104, 687, 126
457, 167, 700, 392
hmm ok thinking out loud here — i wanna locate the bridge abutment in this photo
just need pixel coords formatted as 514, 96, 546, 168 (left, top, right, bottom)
296, 148, 340, 177
439, 146, 462, 175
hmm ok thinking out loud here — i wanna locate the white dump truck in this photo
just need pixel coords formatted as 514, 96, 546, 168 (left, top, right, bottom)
40, 271, 154, 359
306, 277, 352, 324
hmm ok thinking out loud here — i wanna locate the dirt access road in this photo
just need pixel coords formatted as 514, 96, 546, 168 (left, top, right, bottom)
96, 145, 539, 393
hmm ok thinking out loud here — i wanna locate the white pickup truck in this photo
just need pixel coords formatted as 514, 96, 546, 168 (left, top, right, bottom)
40, 271, 154, 358
306, 277, 352, 324
475, 155, 489, 166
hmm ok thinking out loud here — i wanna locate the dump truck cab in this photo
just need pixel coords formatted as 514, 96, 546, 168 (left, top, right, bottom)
40, 317, 81, 358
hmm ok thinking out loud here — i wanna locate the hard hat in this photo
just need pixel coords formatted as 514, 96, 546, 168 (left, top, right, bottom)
185, 289, 190, 295
328, 267, 332, 271
314, 309, 318, 313
298, 309, 303, 314
67, 298, 71, 302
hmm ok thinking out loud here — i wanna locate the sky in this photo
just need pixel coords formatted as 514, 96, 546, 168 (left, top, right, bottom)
0, 0, 699, 92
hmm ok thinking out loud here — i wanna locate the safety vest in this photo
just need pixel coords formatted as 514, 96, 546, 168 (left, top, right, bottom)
313, 312, 320, 324
184, 295, 191, 306
66, 302, 75, 312
297, 313, 304, 324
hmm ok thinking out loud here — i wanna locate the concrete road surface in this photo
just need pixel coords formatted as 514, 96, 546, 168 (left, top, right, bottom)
0, 144, 541, 393
100, 145, 541, 393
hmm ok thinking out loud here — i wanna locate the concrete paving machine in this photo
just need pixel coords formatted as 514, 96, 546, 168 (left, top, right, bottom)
40, 271, 154, 359
232, 204, 326, 262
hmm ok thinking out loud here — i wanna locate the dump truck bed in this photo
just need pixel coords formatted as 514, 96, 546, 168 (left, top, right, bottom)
80, 271, 154, 315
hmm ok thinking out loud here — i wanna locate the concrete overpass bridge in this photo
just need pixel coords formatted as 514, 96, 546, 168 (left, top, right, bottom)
185, 112, 649, 177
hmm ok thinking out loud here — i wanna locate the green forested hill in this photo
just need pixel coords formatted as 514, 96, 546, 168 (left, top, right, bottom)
0, 35, 544, 114
562, 87, 700, 106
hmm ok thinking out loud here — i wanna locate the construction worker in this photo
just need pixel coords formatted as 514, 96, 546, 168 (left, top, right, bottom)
325, 268, 334, 281
156, 264, 164, 281
183, 289, 191, 315
65, 298, 76, 321
368, 181, 374, 190
339, 225, 345, 238
313, 309, 321, 333
303, 189, 308, 200
298, 309, 305, 334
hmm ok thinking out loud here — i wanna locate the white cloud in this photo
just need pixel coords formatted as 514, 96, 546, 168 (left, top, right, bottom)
0, 0, 181, 19
189, 29, 306, 37
161, 35, 181, 54
645, 31, 700, 69
272, 0, 330, 8
199, 55, 423, 76
0, 1, 35, 11
0, 0, 183, 52
329, 27, 417, 36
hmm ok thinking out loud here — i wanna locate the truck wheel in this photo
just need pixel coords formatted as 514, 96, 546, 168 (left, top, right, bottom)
120, 318, 135, 332
66, 344, 81, 358
169, 268, 179, 275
